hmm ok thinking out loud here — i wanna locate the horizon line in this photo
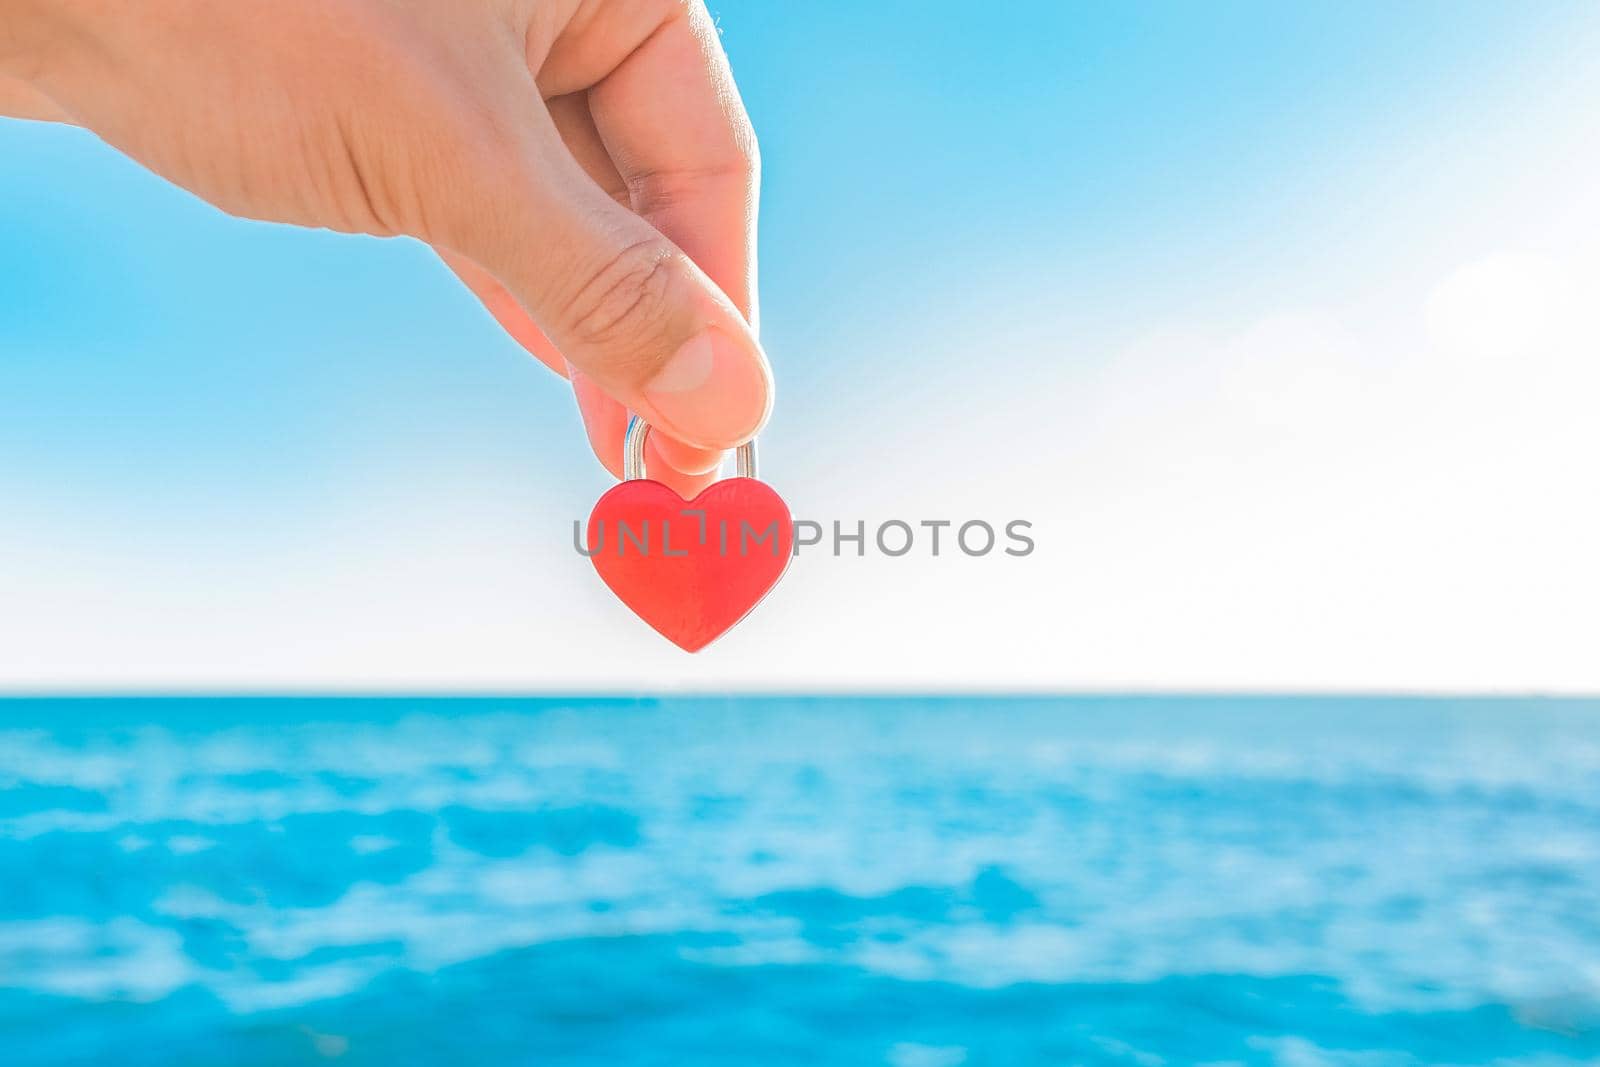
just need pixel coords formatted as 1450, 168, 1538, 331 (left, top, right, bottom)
2, 688, 1597, 701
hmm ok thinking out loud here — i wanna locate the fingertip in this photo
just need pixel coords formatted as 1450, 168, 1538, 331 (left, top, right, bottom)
647, 441, 720, 500
650, 433, 727, 476
636, 325, 772, 450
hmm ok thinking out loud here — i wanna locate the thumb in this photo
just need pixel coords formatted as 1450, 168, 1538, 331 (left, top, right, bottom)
443, 112, 772, 452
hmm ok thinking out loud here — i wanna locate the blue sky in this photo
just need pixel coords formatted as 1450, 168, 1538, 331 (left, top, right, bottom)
3, 2, 1599, 689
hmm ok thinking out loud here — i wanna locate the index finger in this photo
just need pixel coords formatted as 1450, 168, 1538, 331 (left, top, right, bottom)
584, 1, 761, 327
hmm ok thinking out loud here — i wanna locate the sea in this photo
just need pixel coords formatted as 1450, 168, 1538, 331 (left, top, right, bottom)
1, 695, 1597, 1066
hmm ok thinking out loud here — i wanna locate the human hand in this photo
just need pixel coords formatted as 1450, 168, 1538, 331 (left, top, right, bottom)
0, 0, 770, 498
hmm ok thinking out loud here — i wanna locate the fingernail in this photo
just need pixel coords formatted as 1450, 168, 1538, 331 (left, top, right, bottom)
641, 327, 772, 448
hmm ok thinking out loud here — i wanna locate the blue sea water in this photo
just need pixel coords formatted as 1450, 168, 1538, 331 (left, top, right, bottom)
1, 696, 1598, 1066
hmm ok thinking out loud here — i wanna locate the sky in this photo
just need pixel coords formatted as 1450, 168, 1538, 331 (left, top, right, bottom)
2, 1, 1598, 692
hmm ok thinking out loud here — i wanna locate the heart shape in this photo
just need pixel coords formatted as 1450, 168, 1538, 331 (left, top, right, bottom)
586, 477, 793, 652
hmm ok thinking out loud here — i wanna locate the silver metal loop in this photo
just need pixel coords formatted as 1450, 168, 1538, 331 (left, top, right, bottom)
623, 415, 757, 482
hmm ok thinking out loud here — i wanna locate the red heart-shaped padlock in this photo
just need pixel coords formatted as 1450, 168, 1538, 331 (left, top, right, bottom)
586, 475, 792, 652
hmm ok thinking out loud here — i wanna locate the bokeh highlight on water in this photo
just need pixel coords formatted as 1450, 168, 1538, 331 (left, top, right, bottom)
1, 696, 1598, 1065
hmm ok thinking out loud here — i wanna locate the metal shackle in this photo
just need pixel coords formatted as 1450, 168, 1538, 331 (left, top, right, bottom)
623, 415, 758, 482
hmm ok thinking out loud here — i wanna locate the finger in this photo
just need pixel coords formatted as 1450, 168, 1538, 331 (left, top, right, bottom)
445, 243, 728, 480
548, 93, 732, 476
573, 363, 726, 481
571, 364, 628, 478
650, 432, 727, 475
573, 367, 718, 498
572, 346, 728, 479
648, 437, 720, 499
540, 93, 727, 475
586, 1, 760, 324
438, 66, 771, 454
433, 92, 623, 377
580, 3, 762, 482
436, 94, 724, 476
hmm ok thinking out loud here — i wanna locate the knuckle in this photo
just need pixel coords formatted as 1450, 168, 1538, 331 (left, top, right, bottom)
729, 116, 761, 180
627, 133, 759, 220
564, 239, 680, 368
325, 116, 401, 237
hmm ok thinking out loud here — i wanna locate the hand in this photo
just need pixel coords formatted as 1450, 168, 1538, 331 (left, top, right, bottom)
0, 0, 771, 498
